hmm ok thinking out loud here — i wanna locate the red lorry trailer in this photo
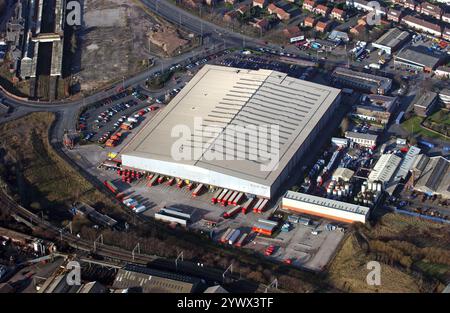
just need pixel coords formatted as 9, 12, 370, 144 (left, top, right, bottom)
227, 191, 238, 206
167, 177, 175, 186
253, 198, 264, 213
232, 192, 244, 205
192, 184, 204, 197
211, 189, 222, 204
104, 180, 118, 194
216, 189, 228, 204
255, 199, 269, 213
223, 206, 241, 218
221, 190, 233, 206
241, 198, 254, 214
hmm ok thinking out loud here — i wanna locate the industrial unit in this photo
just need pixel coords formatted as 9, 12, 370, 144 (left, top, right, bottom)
345, 131, 378, 148
412, 91, 438, 117
121, 65, 341, 198
332, 67, 392, 95
411, 155, 450, 198
394, 45, 444, 73
282, 190, 370, 223
372, 28, 411, 55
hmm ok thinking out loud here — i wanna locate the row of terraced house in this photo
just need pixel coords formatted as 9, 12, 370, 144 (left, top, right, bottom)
347, 0, 450, 41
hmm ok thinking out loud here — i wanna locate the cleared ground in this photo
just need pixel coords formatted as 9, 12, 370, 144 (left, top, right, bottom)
75, 0, 195, 92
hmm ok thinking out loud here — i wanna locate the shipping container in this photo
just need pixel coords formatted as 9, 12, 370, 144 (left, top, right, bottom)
154, 212, 188, 227
133, 205, 147, 214
159, 207, 191, 220
220, 228, 233, 243
224, 228, 235, 243
228, 229, 241, 245
235, 233, 248, 247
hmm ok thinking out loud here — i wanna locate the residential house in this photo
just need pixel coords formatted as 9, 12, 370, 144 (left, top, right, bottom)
252, 0, 267, 8
314, 4, 330, 17
268, 3, 291, 21
417, 2, 442, 20
304, 16, 316, 27
346, 0, 387, 16
330, 8, 346, 21
315, 20, 330, 33
387, 8, 403, 23
303, 0, 316, 12
402, 15, 442, 37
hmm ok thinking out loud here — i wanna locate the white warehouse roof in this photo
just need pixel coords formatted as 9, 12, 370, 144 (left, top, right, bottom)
368, 153, 402, 183
121, 65, 341, 197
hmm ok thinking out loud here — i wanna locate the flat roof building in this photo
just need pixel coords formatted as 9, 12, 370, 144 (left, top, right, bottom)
345, 131, 378, 148
413, 91, 438, 117
121, 65, 341, 198
282, 190, 370, 223
354, 94, 399, 125
372, 28, 411, 55
439, 89, 450, 109
332, 67, 392, 95
394, 45, 444, 73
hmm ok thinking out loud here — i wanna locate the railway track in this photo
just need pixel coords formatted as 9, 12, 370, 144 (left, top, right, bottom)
0, 191, 157, 264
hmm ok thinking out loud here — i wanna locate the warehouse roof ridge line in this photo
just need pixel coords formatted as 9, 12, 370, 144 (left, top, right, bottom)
121, 65, 341, 198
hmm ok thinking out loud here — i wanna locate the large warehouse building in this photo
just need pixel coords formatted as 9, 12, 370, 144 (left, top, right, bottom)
121, 65, 341, 198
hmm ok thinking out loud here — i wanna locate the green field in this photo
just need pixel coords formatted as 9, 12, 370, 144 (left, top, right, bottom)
401, 116, 447, 140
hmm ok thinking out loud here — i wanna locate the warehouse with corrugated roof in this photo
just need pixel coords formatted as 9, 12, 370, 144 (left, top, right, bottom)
121, 65, 341, 198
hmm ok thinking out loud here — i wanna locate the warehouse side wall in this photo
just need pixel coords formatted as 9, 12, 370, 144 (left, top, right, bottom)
121, 155, 271, 197
282, 197, 367, 223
